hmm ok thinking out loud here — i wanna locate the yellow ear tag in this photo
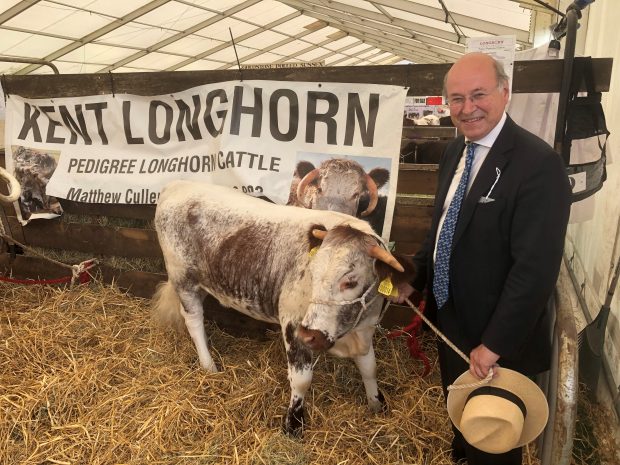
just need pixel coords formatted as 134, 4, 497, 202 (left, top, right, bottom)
378, 277, 394, 296
390, 285, 399, 298
308, 247, 319, 258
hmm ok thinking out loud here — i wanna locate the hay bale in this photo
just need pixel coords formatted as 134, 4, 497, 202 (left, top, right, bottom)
1, 282, 543, 464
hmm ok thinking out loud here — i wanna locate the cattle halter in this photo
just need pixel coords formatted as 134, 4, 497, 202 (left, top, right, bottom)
309, 278, 379, 328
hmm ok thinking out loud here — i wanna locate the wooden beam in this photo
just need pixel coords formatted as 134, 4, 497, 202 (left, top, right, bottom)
2, 58, 613, 98
5, 216, 162, 258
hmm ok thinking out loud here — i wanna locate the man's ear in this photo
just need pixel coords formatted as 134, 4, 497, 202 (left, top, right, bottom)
374, 253, 416, 284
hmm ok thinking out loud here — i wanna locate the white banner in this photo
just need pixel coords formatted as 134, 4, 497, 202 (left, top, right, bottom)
467, 35, 516, 95
4, 80, 407, 239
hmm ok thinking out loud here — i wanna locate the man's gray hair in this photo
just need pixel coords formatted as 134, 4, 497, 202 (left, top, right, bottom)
442, 55, 510, 97
493, 59, 510, 89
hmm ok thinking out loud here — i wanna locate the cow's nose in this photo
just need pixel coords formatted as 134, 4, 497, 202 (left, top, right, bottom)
297, 325, 331, 351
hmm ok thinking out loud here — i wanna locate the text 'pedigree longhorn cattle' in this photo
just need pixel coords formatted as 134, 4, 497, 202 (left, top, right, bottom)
152, 181, 415, 436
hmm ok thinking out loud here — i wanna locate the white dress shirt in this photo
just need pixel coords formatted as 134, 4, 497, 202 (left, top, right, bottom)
433, 112, 507, 262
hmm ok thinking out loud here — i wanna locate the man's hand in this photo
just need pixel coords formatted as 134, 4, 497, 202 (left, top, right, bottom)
469, 344, 500, 379
387, 281, 415, 304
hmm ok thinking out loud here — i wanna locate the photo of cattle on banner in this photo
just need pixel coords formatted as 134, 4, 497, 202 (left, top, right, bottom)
10, 145, 63, 223
287, 155, 391, 235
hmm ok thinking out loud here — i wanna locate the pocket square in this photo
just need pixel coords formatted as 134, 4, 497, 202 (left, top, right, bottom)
478, 196, 495, 204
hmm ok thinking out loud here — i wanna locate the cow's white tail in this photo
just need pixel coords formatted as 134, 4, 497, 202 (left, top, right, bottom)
151, 281, 185, 334
151, 280, 219, 372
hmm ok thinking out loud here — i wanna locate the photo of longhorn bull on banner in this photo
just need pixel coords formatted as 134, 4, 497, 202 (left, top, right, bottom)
287, 152, 391, 236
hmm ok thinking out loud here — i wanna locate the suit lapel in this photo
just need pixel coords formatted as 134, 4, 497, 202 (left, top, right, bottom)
451, 118, 516, 247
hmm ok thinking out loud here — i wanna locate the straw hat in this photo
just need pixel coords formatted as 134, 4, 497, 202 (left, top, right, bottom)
446, 368, 549, 454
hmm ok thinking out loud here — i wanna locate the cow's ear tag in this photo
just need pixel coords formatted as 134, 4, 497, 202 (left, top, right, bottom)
308, 246, 319, 258
378, 277, 394, 296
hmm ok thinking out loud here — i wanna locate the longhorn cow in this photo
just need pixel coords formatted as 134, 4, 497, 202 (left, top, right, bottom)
152, 180, 415, 436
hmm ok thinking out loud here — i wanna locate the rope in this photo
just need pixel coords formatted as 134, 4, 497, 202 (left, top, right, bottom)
0, 271, 89, 286
0, 231, 98, 287
402, 297, 493, 391
310, 279, 379, 329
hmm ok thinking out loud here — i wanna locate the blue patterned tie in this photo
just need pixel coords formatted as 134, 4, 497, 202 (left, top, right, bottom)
433, 142, 477, 308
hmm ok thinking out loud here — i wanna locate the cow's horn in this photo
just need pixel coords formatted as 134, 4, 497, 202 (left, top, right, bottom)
360, 174, 378, 217
0, 167, 21, 204
368, 244, 404, 272
312, 229, 328, 240
296, 168, 320, 208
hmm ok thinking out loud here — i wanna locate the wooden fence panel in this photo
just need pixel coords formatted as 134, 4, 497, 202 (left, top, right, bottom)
0, 254, 164, 297
59, 199, 156, 220
5, 216, 162, 258
396, 164, 439, 195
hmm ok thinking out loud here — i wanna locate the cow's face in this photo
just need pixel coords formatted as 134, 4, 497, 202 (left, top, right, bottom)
313, 170, 366, 216
296, 159, 379, 217
297, 226, 387, 351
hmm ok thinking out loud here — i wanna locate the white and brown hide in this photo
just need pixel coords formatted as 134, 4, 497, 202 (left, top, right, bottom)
153, 180, 414, 436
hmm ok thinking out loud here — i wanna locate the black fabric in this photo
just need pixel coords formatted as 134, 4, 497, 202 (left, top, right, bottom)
414, 117, 568, 464
566, 155, 606, 202
562, 57, 609, 202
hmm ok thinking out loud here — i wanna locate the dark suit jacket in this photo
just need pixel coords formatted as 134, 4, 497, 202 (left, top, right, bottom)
413, 116, 571, 375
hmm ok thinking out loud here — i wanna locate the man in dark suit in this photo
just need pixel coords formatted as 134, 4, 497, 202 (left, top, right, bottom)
392, 52, 571, 464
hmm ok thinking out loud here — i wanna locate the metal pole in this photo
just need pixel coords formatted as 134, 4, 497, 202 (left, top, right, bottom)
553, 9, 579, 164
540, 266, 579, 465
0, 56, 59, 74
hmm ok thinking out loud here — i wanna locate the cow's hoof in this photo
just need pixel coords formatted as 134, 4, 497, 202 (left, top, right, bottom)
368, 390, 387, 413
283, 404, 305, 437
200, 361, 219, 373
206, 363, 219, 373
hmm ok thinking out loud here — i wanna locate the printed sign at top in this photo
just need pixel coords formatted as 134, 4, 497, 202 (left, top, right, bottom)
467, 35, 517, 94
3, 79, 407, 240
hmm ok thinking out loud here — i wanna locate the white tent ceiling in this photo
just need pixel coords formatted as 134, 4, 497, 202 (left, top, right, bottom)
0, 0, 536, 75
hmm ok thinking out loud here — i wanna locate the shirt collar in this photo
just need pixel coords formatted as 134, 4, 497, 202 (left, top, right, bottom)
465, 112, 507, 149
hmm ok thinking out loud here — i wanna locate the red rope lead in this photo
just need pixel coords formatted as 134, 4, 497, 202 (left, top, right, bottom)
387, 300, 432, 376
0, 260, 94, 286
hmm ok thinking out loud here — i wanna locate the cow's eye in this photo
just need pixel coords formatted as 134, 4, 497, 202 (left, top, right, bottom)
340, 280, 358, 291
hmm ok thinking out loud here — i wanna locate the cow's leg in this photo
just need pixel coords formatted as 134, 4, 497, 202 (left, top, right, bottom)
353, 344, 386, 413
282, 322, 313, 436
177, 287, 218, 373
